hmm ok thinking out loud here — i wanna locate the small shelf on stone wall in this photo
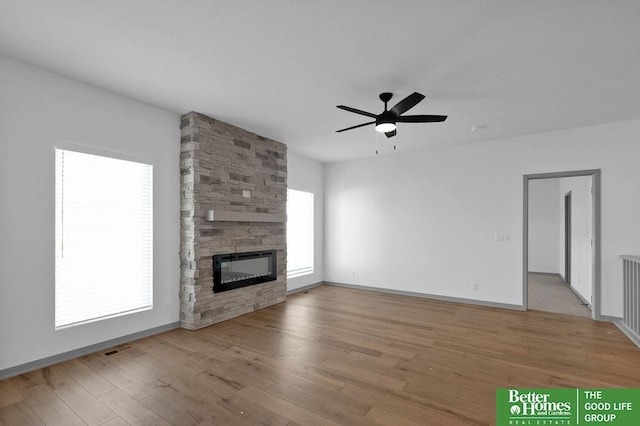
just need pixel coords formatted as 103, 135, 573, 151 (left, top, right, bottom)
205, 210, 285, 223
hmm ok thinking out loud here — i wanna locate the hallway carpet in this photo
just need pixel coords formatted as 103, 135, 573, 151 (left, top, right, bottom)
528, 273, 592, 318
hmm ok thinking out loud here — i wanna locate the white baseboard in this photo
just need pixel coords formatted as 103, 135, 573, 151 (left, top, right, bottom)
600, 314, 622, 323
528, 271, 563, 280
287, 281, 323, 295
569, 284, 592, 309
323, 281, 522, 311
615, 320, 640, 349
0, 321, 180, 380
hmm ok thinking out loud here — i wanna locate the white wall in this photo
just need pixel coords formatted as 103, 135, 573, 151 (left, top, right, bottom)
558, 176, 593, 305
287, 152, 324, 290
0, 57, 180, 371
324, 119, 640, 317
528, 178, 560, 274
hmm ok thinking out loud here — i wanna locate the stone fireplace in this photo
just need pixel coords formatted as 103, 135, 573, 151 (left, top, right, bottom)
179, 112, 287, 330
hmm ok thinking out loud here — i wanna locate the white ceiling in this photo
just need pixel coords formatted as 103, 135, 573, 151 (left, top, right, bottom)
1, 1, 639, 163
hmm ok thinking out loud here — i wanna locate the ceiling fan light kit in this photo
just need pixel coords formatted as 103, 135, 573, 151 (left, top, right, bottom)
336, 91, 447, 139
375, 121, 396, 133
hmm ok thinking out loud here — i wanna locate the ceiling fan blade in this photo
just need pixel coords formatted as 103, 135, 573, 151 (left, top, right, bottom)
336, 105, 377, 118
385, 129, 397, 138
335, 121, 376, 133
396, 115, 447, 123
389, 92, 425, 116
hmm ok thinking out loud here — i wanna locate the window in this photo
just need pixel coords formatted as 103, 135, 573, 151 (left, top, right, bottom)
287, 189, 314, 278
55, 148, 153, 329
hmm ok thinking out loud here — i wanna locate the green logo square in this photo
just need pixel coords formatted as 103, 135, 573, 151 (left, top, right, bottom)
497, 388, 640, 425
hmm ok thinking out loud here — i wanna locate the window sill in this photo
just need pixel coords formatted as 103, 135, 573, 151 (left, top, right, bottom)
287, 269, 314, 279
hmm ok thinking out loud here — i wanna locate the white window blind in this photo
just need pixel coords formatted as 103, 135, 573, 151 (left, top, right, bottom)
55, 148, 153, 329
287, 189, 314, 278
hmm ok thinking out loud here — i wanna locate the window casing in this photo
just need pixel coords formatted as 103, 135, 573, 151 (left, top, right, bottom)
287, 189, 314, 278
55, 147, 153, 329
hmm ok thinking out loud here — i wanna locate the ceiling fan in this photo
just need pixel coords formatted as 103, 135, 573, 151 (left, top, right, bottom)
336, 92, 447, 138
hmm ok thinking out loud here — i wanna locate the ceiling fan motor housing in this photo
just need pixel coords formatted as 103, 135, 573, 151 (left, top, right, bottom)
376, 111, 396, 127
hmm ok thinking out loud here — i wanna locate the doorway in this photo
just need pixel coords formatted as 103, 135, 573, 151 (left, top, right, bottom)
523, 169, 601, 320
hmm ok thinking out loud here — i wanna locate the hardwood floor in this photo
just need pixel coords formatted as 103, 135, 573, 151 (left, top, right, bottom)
1, 284, 639, 425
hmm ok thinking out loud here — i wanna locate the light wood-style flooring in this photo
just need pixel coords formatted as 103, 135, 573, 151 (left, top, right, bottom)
1, 285, 639, 425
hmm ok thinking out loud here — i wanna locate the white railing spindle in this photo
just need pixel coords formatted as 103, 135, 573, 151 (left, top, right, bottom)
619, 255, 640, 347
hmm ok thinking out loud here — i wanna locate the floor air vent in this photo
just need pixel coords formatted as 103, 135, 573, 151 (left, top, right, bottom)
103, 344, 133, 356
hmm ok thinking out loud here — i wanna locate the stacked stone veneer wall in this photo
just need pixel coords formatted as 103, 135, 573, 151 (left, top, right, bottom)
180, 112, 287, 330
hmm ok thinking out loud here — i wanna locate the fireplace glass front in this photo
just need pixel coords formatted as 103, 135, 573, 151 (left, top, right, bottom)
213, 250, 277, 293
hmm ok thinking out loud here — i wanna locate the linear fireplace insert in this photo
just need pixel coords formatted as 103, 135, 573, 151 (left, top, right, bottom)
213, 250, 277, 293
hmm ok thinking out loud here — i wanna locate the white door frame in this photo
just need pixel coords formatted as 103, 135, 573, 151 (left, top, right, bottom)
522, 169, 601, 320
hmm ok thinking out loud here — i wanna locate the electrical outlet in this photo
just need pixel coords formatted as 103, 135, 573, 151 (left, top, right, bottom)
352, 272, 356, 279
472, 283, 479, 291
